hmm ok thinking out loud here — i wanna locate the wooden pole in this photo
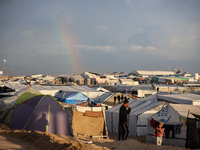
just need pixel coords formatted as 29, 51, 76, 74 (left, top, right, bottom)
168, 86, 169, 95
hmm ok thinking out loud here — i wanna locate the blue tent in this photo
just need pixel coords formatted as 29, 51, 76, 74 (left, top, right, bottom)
55, 91, 94, 105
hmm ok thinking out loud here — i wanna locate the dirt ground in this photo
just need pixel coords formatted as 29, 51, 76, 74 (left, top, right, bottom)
0, 124, 191, 150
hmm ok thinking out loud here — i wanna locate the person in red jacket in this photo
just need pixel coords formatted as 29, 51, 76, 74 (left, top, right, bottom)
153, 122, 165, 146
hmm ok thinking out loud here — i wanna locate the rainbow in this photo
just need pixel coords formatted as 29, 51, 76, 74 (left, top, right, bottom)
56, 23, 83, 74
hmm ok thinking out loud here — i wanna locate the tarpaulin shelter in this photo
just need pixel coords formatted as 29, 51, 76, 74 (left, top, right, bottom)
146, 104, 200, 147
4, 92, 73, 136
72, 106, 107, 137
55, 91, 94, 105
158, 93, 200, 105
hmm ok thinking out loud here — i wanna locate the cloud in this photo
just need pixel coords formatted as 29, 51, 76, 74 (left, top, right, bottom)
96, 25, 110, 30
75, 45, 117, 52
129, 45, 158, 51
74, 44, 158, 53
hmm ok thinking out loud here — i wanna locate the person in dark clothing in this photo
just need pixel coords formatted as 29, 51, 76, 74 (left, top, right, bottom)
118, 99, 131, 140
121, 94, 124, 101
114, 96, 117, 105
124, 96, 128, 101
117, 95, 121, 104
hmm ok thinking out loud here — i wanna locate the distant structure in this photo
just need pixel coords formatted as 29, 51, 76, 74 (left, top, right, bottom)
3, 59, 6, 76
128, 70, 175, 76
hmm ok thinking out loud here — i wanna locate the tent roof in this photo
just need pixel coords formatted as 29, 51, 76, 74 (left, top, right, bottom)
170, 104, 200, 118
158, 93, 200, 105
32, 85, 98, 92
15, 92, 42, 106
92, 92, 113, 103
92, 87, 110, 92
107, 94, 158, 113
128, 70, 175, 76
55, 91, 90, 101
14, 86, 41, 96
0, 83, 27, 91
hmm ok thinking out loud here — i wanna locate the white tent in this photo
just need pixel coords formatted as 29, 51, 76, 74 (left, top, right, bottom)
31, 85, 101, 96
105, 99, 135, 133
158, 93, 200, 105
0, 82, 27, 91
106, 94, 165, 136
129, 100, 165, 136
92, 87, 110, 92
146, 104, 200, 147
128, 70, 175, 76
0, 86, 41, 111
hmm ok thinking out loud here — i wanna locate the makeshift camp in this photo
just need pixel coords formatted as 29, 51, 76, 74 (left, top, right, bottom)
55, 91, 94, 105
158, 93, 200, 105
0, 83, 27, 93
72, 106, 107, 137
106, 94, 165, 136
102, 93, 132, 106
146, 103, 200, 147
0, 85, 41, 112
31, 85, 99, 96
3, 92, 73, 136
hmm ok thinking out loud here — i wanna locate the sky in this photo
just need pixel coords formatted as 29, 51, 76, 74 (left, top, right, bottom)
0, 0, 200, 76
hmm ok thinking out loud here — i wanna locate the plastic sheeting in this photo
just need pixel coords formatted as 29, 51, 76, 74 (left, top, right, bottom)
0, 83, 27, 91
72, 110, 105, 136
158, 93, 200, 105
0, 86, 41, 111
146, 103, 200, 147
105, 94, 165, 136
55, 92, 92, 105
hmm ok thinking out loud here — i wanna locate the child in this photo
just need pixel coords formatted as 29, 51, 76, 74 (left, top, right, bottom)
153, 122, 165, 146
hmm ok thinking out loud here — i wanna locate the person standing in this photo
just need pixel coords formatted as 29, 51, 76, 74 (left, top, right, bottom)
153, 122, 165, 146
121, 94, 124, 101
114, 96, 117, 105
117, 95, 121, 104
118, 99, 131, 140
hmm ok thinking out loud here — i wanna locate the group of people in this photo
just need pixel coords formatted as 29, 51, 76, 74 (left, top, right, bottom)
118, 98, 165, 146
114, 95, 129, 105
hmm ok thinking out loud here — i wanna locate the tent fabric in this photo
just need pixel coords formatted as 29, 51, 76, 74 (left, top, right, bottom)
72, 110, 105, 136
84, 92, 113, 104
32, 85, 98, 94
146, 103, 200, 147
0, 83, 27, 91
55, 91, 93, 105
158, 93, 200, 105
105, 94, 165, 136
0, 86, 41, 111
128, 101, 164, 136
4, 92, 73, 136
14, 86, 40, 96
75, 106, 106, 113
83, 111, 103, 117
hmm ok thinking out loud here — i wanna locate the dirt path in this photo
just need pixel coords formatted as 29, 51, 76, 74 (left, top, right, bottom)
0, 124, 191, 150
0, 134, 38, 150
